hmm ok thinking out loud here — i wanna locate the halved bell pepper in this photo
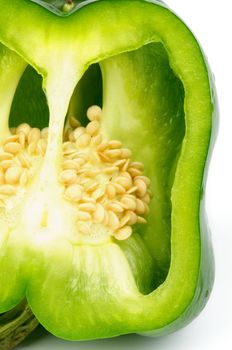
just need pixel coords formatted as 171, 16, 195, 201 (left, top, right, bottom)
0, 0, 216, 342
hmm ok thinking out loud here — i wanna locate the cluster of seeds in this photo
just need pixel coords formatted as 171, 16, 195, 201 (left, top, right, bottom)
0, 124, 48, 207
61, 105, 151, 241
0, 106, 151, 241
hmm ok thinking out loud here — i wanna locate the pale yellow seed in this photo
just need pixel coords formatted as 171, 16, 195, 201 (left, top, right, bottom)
79, 178, 90, 185
113, 226, 132, 241
126, 186, 138, 194
69, 116, 80, 128
81, 196, 96, 204
87, 105, 102, 121
28, 128, 41, 144
119, 212, 131, 228
137, 216, 147, 224
84, 169, 99, 177
5, 166, 22, 185
37, 139, 47, 155
98, 194, 107, 204
0, 160, 15, 170
0, 171, 4, 185
135, 198, 146, 215
127, 211, 138, 225
122, 159, 131, 172
0, 152, 13, 161
18, 131, 26, 147
59, 170, 77, 184
108, 211, 120, 231
78, 203, 96, 212
68, 130, 76, 143
108, 140, 122, 149
114, 159, 127, 168
0, 185, 16, 195
19, 170, 29, 186
121, 171, 132, 180
134, 175, 151, 186
77, 169, 95, 177
77, 211, 91, 221
103, 210, 109, 225
27, 142, 37, 155
142, 193, 151, 204
3, 135, 19, 145
66, 150, 84, 159
91, 134, 102, 146
122, 192, 137, 202
92, 188, 105, 200
120, 148, 132, 158
63, 148, 75, 156
104, 149, 122, 159
113, 183, 126, 195
63, 160, 81, 171
86, 120, 100, 136
107, 202, 124, 213
128, 167, 143, 178
86, 181, 99, 193
16, 123, 31, 136
76, 133, 91, 148
3, 142, 21, 155
106, 183, 117, 199
65, 184, 83, 202
69, 156, 86, 166
120, 211, 137, 227
121, 195, 137, 211
111, 200, 123, 207
130, 162, 144, 171
115, 176, 132, 190
73, 127, 86, 140
134, 179, 147, 197
73, 152, 89, 161
93, 203, 105, 223
17, 152, 31, 168
98, 152, 112, 163
63, 141, 74, 151
78, 221, 90, 235
103, 166, 119, 175
97, 142, 109, 152
41, 127, 49, 139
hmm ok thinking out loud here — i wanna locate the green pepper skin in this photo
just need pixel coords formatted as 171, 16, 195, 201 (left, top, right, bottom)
0, 0, 215, 341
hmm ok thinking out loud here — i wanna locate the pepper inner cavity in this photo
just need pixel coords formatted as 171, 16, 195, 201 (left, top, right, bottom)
0, 106, 151, 242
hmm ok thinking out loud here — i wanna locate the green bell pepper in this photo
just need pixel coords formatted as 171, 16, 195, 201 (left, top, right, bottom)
0, 0, 215, 343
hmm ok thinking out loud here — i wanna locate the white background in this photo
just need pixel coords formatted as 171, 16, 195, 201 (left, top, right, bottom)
17, 0, 232, 349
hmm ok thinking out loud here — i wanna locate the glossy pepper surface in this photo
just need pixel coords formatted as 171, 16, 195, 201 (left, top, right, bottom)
0, 0, 215, 342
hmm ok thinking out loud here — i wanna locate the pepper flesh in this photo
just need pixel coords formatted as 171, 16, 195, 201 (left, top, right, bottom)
0, 0, 215, 341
